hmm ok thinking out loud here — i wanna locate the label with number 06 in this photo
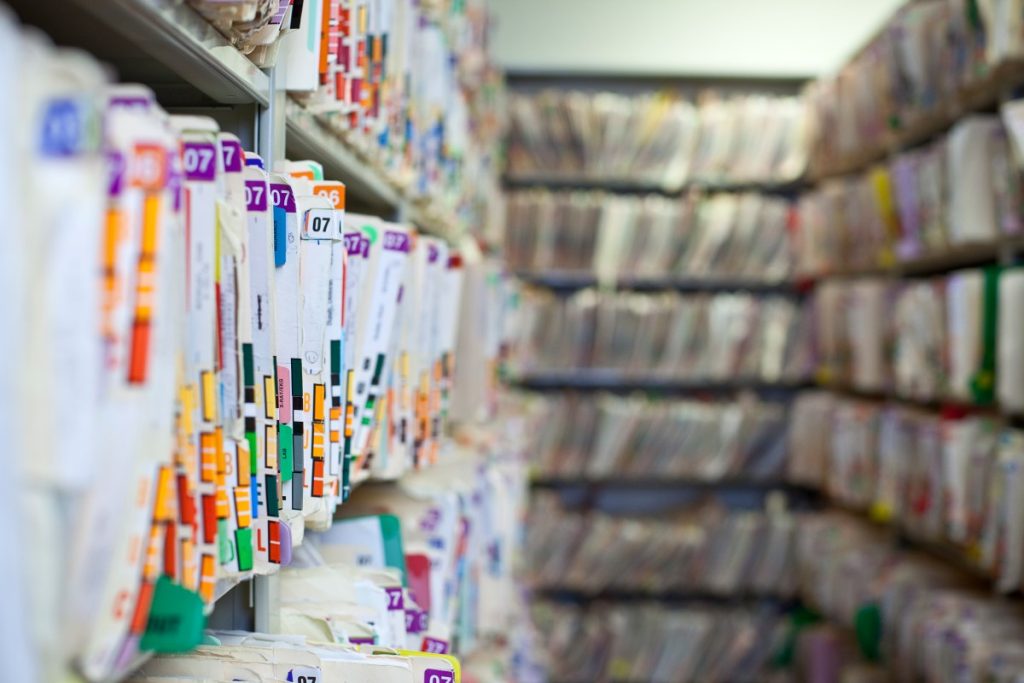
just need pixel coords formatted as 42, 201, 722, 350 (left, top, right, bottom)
302, 208, 337, 240
423, 668, 454, 683
182, 141, 217, 182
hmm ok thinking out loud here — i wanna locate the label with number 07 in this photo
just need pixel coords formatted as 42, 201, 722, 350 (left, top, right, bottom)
385, 587, 404, 610
302, 208, 336, 240
423, 668, 454, 683
286, 666, 320, 683
182, 141, 217, 182
245, 180, 268, 212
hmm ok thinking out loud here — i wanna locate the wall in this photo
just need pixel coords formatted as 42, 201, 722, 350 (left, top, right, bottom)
490, 0, 907, 78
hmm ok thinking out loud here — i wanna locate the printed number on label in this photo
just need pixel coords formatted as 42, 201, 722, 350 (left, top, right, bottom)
245, 183, 264, 209
303, 209, 335, 239
183, 145, 215, 176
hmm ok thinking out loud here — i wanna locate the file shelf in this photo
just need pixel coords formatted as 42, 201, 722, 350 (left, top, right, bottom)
503, 175, 807, 196
530, 476, 819, 497
514, 271, 806, 295
810, 58, 1024, 182
533, 587, 800, 606
6, 0, 466, 239
510, 372, 812, 394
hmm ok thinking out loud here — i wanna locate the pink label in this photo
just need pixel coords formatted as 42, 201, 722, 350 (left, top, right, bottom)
221, 139, 244, 173
245, 180, 268, 211
277, 364, 292, 422
182, 141, 217, 181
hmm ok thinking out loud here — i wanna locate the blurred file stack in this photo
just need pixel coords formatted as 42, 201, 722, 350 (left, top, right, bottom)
502, 77, 816, 683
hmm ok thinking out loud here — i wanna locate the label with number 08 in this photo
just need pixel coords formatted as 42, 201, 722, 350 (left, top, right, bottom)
302, 208, 336, 240
181, 141, 217, 182
423, 668, 454, 683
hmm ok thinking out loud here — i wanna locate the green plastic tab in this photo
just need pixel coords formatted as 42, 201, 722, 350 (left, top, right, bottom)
139, 576, 206, 653
279, 423, 294, 483
236, 528, 254, 571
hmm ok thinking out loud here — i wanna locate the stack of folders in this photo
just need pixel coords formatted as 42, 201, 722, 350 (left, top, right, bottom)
526, 393, 789, 480
789, 393, 1024, 593
804, 0, 1024, 174
0, 26, 512, 680
811, 268, 1024, 410
505, 89, 807, 188
188, 0, 504, 218
526, 495, 799, 598
509, 288, 813, 382
798, 112, 1024, 275
126, 426, 535, 681
505, 189, 796, 284
531, 602, 790, 683
797, 514, 1024, 681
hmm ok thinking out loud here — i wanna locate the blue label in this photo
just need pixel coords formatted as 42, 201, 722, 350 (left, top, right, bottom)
40, 98, 87, 157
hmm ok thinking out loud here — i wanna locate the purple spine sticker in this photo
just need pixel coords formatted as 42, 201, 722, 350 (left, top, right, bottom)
109, 95, 151, 111
385, 587, 404, 611
349, 637, 375, 645
360, 236, 370, 258
245, 180, 268, 212
405, 609, 428, 634
181, 141, 217, 182
423, 669, 454, 683
428, 244, 439, 263
221, 139, 244, 173
382, 230, 411, 253
345, 232, 363, 256
107, 150, 125, 197
270, 183, 296, 212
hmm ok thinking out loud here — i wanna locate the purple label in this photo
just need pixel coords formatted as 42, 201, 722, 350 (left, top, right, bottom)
221, 139, 244, 173
245, 180, 268, 212
168, 162, 183, 212
349, 637, 375, 645
420, 507, 441, 532
421, 638, 449, 655
385, 587, 404, 611
344, 231, 363, 256
405, 609, 428, 634
423, 668, 454, 683
382, 230, 411, 253
107, 150, 126, 197
359, 236, 370, 258
270, 183, 296, 212
109, 95, 151, 111
428, 244, 439, 263
279, 521, 293, 566
181, 141, 217, 182
40, 98, 87, 157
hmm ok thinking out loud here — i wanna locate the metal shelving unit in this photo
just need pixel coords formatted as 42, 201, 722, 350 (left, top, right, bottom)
1, 0, 468, 670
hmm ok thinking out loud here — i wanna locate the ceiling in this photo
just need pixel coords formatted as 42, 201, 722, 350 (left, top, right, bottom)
489, 0, 907, 79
